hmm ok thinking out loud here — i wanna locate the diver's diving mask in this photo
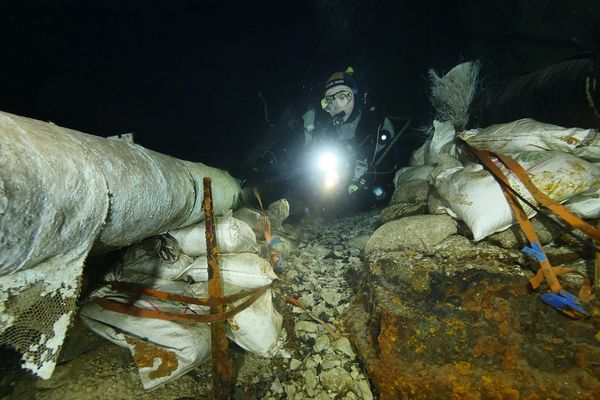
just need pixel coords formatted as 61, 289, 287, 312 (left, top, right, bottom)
320, 90, 353, 113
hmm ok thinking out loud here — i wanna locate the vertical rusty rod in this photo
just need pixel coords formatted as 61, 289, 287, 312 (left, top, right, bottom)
595, 240, 600, 293
203, 177, 234, 399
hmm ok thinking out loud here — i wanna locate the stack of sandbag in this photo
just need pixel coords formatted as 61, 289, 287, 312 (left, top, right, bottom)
396, 117, 600, 241
80, 211, 282, 390
233, 198, 298, 261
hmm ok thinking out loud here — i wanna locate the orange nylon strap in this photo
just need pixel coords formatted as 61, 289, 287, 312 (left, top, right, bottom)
103, 281, 263, 307
468, 146, 563, 293
468, 145, 594, 299
495, 153, 600, 241
251, 186, 281, 266
96, 284, 271, 324
492, 152, 594, 299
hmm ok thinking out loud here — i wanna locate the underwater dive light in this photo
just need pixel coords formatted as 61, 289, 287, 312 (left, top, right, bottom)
372, 185, 385, 200
318, 152, 337, 171
316, 151, 341, 190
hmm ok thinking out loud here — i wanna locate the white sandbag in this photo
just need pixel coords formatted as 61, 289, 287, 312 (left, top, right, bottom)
180, 253, 277, 288
427, 186, 457, 218
124, 251, 276, 289
168, 213, 258, 256
106, 269, 193, 294
80, 295, 211, 391
435, 163, 519, 240
227, 288, 282, 356
458, 118, 596, 156
517, 151, 600, 200
573, 130, 600, 162
82, 280, 282, 390
394, 165, 434, 188
425, 120, 457, 165
268, 231, 297, 259
185, 283, 282, 357
233, 207, 266, 239
429, 153, 463, 185
435, 151, 600, 240
118, 238, 196, 280
408, 140, 428, 166
267, 199, 290, 231
565, 191, 600, 219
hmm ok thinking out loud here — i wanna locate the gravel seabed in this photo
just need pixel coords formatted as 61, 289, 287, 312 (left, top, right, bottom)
1, 210, 381, 400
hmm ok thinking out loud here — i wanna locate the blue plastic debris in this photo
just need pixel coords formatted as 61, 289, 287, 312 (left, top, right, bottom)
540, 289, 589, 319
521, 242, 546, 261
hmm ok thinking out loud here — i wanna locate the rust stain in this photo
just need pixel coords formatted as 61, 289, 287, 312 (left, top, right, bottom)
125, 336, 179, 379
453, 361, 473, 376
560, 135, 582, 145
473, 336, 501, 358
444, 318, 466, 337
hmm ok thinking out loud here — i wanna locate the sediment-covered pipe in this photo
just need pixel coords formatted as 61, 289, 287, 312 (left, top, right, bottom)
0, 110, 241, 379
0, 110, 241, 276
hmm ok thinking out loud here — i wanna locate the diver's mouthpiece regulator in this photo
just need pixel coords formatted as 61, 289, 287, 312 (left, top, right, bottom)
332, 111, 346, 127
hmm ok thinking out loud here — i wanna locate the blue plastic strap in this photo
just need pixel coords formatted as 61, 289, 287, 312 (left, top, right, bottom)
522, 242, 547, 261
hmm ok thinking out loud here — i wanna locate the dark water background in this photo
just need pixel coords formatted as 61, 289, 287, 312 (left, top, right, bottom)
1, 0, 599, 174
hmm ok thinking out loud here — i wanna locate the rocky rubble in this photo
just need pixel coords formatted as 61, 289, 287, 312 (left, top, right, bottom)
2, 192, 599, 399
0, 210, 382, 400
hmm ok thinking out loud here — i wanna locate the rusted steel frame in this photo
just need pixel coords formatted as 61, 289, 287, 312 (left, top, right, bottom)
203, 177, 234, 399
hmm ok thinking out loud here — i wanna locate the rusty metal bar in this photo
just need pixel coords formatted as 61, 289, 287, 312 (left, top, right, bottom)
595, 249, 600, 292
203, 177, 234, 399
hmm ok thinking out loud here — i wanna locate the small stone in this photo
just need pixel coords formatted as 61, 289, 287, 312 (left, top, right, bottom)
289, 358, 302, 371
284, 383, 297, 398
270, 378, 283, 394
286, 269, 299, 280
321, 289, 342, 306
345, 391, 358, 400
348, 255, 361, 264
333, 336, 355, 358
336, 303, 349, 315
321, 359, 341, 370
304, 368, 318, 397
314, 334, 331, 352
319, 367, 354, 392
314, 392, 332, 400
85, 384, 97, 393
277, 347, 291, 359
305, 354, 322, 369
379, 202, 427, 224
295, 320, 319, 333
356, 380, 374, 400
347, 235, 369, 251
313, 246, 331, 258
299, 293, 315, 307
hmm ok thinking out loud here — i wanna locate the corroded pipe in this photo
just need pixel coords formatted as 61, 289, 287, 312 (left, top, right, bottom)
203, 177, 235, 399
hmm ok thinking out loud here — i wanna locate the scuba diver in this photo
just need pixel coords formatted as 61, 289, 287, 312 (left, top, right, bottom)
244, 67, 405, 218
